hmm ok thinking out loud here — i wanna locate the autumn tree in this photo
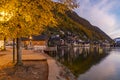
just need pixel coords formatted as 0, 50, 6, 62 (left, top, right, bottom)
0, 0, 78, 65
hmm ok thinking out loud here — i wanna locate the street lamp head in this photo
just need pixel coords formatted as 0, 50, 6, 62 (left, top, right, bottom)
29, 36, 32, 40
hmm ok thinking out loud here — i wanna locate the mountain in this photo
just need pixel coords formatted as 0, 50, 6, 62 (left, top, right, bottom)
43, 3, 113, 43
66, 11, 112, 42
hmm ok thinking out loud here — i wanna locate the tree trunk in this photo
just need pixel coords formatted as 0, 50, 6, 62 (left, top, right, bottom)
13, 39, 15, 63
16, 38, 23, 65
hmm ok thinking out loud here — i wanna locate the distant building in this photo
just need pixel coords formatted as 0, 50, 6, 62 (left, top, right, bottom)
114, 38, 120, 47
48, 35, 61, 46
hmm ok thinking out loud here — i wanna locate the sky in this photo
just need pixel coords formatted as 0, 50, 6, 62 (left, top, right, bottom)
74, 0, 120, 39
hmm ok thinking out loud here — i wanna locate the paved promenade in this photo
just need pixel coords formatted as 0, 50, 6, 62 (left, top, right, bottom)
0, 49, 13, 67
0, 49, 46, 67
0, 48, 75, 80
0, 49, 48, 80
0, 48, 61, 80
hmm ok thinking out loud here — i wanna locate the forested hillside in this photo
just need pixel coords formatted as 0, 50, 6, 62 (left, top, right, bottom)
43, 2, 113, 42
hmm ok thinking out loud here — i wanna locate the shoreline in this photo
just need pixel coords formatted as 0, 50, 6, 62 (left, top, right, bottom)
56, 60, 77, 80
43, 53, 76, 80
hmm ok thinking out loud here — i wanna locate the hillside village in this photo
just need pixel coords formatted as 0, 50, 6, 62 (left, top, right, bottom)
0, 10, 114, 50
0, 32, 111, 51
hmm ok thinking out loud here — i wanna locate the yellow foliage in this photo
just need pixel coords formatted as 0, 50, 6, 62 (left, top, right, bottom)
0, 0, 78, 39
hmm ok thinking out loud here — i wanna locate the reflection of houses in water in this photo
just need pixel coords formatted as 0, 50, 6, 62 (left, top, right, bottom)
72, 40, 90, 47
84, 47, 90, 54
45, 46, 111, 76
99, 47, 103, 54
79, 47, 84, 54
90, 46, 110, 55
73, 47, 77, 54
80, 47, 89, 58
46, 45, 110, 64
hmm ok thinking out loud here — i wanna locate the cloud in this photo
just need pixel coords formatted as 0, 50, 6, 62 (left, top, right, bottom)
74, 0, 120, 39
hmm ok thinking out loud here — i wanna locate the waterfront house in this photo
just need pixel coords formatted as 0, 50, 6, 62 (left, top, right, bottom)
22, 35, 48, 51
48, 35, 61, 46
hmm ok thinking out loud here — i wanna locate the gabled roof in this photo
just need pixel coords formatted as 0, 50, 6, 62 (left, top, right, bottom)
22, 35, 48, 41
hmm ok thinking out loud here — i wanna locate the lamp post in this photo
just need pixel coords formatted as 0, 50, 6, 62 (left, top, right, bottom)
29, 36, 32, 49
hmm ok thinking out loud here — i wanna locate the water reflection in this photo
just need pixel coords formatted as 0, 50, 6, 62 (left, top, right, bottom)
78, 48, 120, 80
46, 46, 111, 77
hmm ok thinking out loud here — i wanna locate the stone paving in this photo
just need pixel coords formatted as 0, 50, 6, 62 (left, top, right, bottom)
43, 54, 61, 80
0, 48, 76, 80
0, 48, 48, 80
0, 50, 13, 68
0, 49, 46, 65
0, 48, 61, 80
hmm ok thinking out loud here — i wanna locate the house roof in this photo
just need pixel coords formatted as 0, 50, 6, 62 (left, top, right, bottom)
22, 35, 48, 41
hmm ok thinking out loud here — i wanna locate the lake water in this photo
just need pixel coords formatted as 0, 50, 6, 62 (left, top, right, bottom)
46, 47, 120, 80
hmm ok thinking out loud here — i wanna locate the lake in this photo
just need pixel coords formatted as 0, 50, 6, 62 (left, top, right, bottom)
46, 46, 120, 80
